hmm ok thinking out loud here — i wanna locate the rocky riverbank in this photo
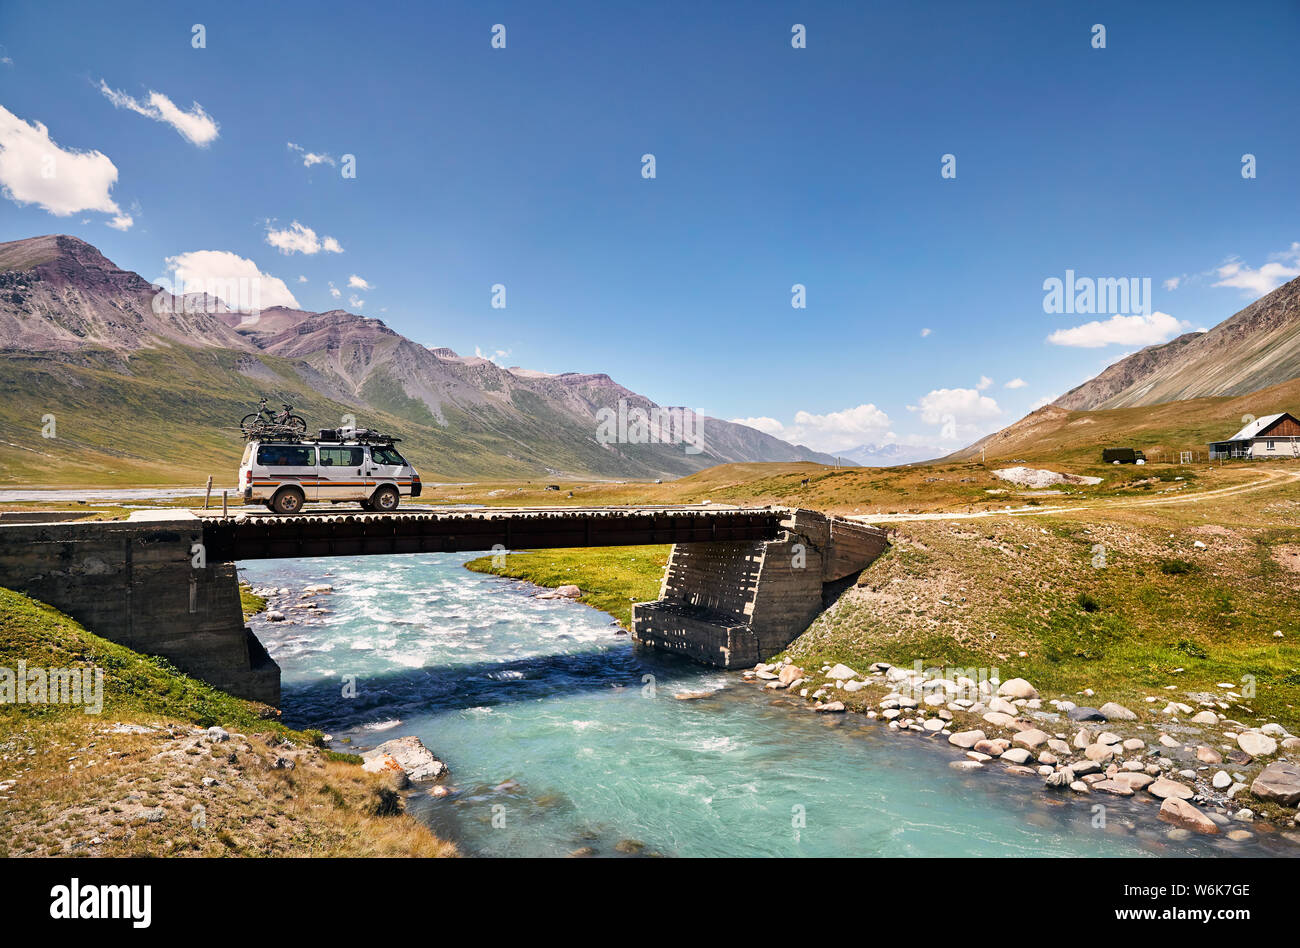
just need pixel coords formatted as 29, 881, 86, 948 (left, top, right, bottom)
747, 659, 1300, 845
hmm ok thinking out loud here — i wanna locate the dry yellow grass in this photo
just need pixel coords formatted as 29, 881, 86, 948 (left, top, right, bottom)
0, 716, 456, 858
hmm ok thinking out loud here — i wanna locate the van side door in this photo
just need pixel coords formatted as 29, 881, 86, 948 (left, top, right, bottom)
317, 445, 366, 500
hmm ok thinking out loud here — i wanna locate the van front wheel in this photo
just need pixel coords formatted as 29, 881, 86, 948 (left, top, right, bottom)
371, 486, 400, 513
271, 487, 306, 515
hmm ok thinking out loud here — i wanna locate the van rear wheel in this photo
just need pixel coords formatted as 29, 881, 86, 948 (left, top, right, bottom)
271, 487, 305, 515
371, 486, 400, 512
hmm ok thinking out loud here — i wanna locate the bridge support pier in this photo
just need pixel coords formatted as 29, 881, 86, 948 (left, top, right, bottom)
631, 510, 888, 668
0, 517, 279, 705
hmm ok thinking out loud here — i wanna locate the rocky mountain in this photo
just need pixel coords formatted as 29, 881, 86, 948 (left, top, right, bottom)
0, 234, 834, 484
1054, 275, 1300, 410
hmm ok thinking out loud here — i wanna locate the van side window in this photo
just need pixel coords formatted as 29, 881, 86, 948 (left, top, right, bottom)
256, 445, 316, 466
319, 447, 364, 467
370, 446, 406, 466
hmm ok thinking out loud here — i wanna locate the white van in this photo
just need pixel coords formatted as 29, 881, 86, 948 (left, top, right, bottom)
239, 437, 422, 514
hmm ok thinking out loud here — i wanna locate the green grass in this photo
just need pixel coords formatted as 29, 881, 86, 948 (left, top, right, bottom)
239, 583, 267, 620
464, 545, 671, 627
0, 586, 295, 736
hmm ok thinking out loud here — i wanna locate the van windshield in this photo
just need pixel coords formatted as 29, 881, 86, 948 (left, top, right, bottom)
370, 446, 406, 466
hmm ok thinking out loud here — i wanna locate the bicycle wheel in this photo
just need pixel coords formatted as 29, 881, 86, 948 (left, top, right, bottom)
240, 413, 263, 434
286, 414, 307, 434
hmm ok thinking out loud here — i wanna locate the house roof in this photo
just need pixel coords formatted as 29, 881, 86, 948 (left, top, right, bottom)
1223, 412, 1295, 441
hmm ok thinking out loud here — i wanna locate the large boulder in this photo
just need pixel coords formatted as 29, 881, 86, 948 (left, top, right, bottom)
1251, 761, 1300, 806
362, 736, 447, 782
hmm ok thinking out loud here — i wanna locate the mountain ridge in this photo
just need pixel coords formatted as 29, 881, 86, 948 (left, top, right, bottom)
0, 234, 836, 484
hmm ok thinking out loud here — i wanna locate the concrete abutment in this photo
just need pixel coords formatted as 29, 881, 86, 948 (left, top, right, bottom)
631, 510, 889, 668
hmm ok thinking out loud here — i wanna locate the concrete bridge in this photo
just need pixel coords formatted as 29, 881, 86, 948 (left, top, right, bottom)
0, 506, 887, 706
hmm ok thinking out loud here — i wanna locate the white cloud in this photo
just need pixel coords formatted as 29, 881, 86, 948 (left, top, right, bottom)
1163, 276, 1182, 291
297, 275, 307, 283
287, 142, 335, 167
475, 346, 512, 365
348, 294, 365, 309
327, 281, 341, 299
976, 375, 993, 391
909, 387, 1002, 441
920, 327, 932, 337
348, 274, 371, 290
1030, 395, 1052, 410
730, 403, 892, 452
0, 105, 130, 226
163, 250, 299, 311
1004, 377, 1027, 389
1046, 311, 1191, 348
264, 220, 343, 255
98, 80, 219, 147
1212, 243, 1300, 298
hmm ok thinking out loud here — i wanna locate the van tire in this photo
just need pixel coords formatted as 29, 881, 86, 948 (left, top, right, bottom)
271, 487, 306, 515
371, 486, 400, 512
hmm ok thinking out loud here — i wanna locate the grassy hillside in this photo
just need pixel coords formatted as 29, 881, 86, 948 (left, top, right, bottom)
0, 587, 455, 857
953, 374, 1300, 467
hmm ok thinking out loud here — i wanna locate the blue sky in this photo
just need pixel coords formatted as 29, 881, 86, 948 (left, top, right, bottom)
1, 0, 1298, 454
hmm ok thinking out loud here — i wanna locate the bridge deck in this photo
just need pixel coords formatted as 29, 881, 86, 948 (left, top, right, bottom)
199, 506, 787, 561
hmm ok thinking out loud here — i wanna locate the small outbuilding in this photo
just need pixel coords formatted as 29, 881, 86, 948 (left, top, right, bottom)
1209, 412, 1300, 459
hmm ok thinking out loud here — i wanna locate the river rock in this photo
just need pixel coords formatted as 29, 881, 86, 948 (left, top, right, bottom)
948, 729, 986, 749
1084, 743, 1115, 762
1044, 768, 1073, 788
1191, 710, 1220, 725
1097, 731, 1122, 746
1196, 745, 1222, 764
973, 739, 1006, 757
1212, 770, 1232, 790
1068, 706, 1106, 721
1001, 748, 1032, 765
1099, 702, 1137, 721
983, 711, 1018, 728
1158, 797, 1219, 835
1047, 739, 1071, 755
1093, 779, 1134, 796
997, 678, 1038, 699
1013, 728, 1050, 750
1114, 772, 1154, 790
987, 696, 1018, 716
1237, 732, 1278, 757
362, 736, 447, 782
778, 665, 805, 687
1250, 761, 1300, 806
1147, 777, 1194, 800
814, 701, 846, 713
826, 663, 860, 680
